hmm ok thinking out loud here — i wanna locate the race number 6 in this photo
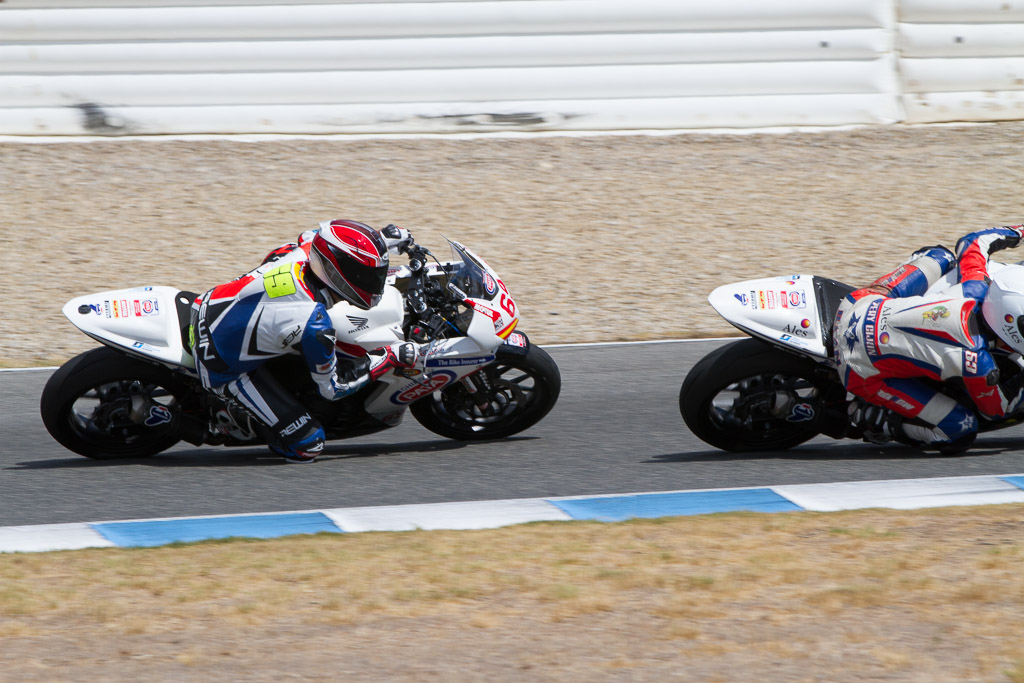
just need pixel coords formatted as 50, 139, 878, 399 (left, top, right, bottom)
495, 279, 516, 317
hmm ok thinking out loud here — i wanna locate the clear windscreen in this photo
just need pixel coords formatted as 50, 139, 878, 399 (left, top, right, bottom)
446, 241, 498, 301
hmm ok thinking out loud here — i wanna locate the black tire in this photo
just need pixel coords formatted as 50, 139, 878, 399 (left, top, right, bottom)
410, 345, 561, 440
680, 338, 834, 452
40, 346, 192, 459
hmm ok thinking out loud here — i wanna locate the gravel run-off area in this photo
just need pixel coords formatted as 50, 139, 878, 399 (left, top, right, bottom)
4, 123, 1024, 366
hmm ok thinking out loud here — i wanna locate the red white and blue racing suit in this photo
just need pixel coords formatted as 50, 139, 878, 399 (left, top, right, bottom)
834, 226, 1024, 446
191, 230, 386, 461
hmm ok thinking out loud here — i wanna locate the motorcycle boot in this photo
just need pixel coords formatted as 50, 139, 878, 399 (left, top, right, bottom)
847, 400, 897, 445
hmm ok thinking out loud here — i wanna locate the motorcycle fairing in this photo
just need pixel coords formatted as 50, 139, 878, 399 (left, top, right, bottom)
327, 285, 404, 352
708, 274, 829, 359
61, 285, 196, 368
445, 240, 519, 345
361, 334, 502, 416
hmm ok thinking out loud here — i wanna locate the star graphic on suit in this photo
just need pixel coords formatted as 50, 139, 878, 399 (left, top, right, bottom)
844, 312, 860, 352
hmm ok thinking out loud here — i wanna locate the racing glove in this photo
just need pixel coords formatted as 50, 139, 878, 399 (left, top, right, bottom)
381, 224, 414, 255
368, 342, 421, 380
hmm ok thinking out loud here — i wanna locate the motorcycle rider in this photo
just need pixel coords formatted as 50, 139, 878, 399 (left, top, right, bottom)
191, 220, 419, 463
835, 225, 1024, 453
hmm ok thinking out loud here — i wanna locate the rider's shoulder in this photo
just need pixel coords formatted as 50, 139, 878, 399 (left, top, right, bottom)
253, 260, 318, 303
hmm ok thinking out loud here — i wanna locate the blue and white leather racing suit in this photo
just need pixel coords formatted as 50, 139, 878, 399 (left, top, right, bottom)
191, 252, 370, 462
835, 226, 1024, 446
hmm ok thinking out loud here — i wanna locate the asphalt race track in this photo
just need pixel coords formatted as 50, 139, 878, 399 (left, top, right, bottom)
4, 340, 1024, 528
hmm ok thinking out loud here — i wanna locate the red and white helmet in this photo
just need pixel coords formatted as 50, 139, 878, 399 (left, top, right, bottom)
309, 220, 389, 310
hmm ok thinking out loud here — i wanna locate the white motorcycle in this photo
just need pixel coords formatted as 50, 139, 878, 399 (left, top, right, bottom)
679, 265, 1024, 453
41, 238, 561, 459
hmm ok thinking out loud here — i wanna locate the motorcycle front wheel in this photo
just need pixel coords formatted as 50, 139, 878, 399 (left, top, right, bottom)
410, 345, 561, 440
680, 338, 837, 452
40, 346, 193, 459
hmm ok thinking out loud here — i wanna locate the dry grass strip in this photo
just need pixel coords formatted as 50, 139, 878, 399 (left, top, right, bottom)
1, 506, 1023, 681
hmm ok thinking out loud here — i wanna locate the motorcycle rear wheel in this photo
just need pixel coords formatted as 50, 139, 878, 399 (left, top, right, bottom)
40, 346, 192, 459
410, 345, 560, 440
680, 338, 831, 452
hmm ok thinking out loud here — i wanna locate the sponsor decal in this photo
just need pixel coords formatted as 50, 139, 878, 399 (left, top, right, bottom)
346, 315, 369, 333
195, 299, 217, 362
1006, 314, 1015, 324
121, 300, 129, 318
779, 291, 806, 310
800, 318, 810, 328
112, 300, 120, 318
427, 355, 495, 368
505, 332, 528, 348
782, 324, 810, 337
140, 298, 159, 316
483, 272, 497, 295
104, 301, 111, 318
877, 305, 891, 333
876, 389, 916, 412
144, 405, 173, 427
749, 290, 758, 309
864, 300, 882, 355
1003, 322, 1024, 347
786, 403, 815, 422
922, 305, 950, 323
734, 292, 748, 306
468, 300, 501, 322
766, 290, 777, 309
143, 286, 153, 291
134, 300, 142, 317
843, 312, 861, 352
878, 265, 909, 289
281, 324, 302, 347
281, 414, 311, 436
758, 290, 766, 310
965, 350, 978, 373
879, 331, 890, 344
779, 334, 809, 347
390, 370, 457, 405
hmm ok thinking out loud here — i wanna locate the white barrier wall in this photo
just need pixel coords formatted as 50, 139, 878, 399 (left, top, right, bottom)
0, 0, 1021, 135
0, 0, 899, 135
899, 0, 1024, 123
